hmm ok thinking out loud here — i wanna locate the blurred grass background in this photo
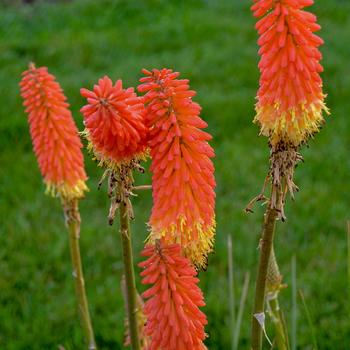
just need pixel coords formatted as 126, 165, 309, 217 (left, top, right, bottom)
0, 0, 349, 349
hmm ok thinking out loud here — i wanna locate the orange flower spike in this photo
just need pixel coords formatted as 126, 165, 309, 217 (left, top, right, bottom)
80, 76, 148, 169
139, 242, 208, 350
20, 63, 88, 200
252, 0, 329, 146
138, 68, 216, 268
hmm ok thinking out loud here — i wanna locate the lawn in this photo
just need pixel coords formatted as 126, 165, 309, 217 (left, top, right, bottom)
0, 0, 349, 349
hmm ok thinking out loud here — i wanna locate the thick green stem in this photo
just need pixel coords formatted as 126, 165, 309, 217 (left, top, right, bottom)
251, 205, 278, 350
119, 198, 141, 350
64, 199, 96, 350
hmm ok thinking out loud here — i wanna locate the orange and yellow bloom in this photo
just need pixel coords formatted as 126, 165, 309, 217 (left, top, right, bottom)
252, 0, 328, 146
80, 76, 148, 169
20, 63, 87, 200
138, 68, 216, 268
139, 241, 207, 350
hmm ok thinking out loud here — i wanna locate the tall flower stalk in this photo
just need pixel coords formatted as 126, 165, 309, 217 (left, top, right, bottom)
249, 1, 329, 349
63, 198, 97, 350
137, 68, 216, 348
20, 64, 96, 349
80, 76, 148, 350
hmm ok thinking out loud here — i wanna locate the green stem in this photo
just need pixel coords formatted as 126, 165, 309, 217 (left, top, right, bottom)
268, 297, 288, 350
291, 255, 297, 350
64, 199, 96, 350
227, 235, 236, 350
251, 205, 278, 350
347, 221, 350, 316
266, 247, 289, 350
118, 197, 141, 350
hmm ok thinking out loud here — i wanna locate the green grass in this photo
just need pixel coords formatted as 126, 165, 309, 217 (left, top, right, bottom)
1, 0, 350, 348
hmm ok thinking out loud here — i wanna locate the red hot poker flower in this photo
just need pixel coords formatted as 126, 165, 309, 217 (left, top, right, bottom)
252, 0, 329, 146
139, 241, 208, 350
20, 63, 88, 200
138, 68, 216, 268
80, 76, 148, 169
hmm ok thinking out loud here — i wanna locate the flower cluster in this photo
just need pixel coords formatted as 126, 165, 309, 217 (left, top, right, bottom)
139, 241, 207, 350
138, 68, 216, 268
20, 63, 87, 200
80, 76, 148, 169
252, 0, 329, 146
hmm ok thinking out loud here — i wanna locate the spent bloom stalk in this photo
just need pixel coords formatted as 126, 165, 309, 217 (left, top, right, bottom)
138, 68, 216, 268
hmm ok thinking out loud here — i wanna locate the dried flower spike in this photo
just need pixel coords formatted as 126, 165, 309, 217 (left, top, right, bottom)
80, 76, 148, 170
20, 63, 88, 200
139, 241, 208, 350
138, 68, 216, 268
252, 0, 329, 146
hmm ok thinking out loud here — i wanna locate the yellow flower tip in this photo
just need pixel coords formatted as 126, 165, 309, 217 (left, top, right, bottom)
183, 234, 215, 270
148, 217, 216, 269
255, 98, 329, 146
83, 129, 149, 171
45, 179, 89, 201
